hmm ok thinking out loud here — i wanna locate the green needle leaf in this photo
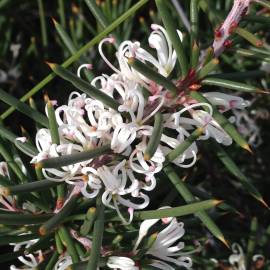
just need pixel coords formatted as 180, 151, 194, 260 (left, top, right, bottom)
165, 127, 204, 165
45, 96, 60, 145
190, 0, 199, 43
0, 137, 27, 183
201, 78, 268, 94
214, 143, 268, 208
247, 217, 258, 267
80, 207, 96, 236
144, 112, 164, 160
0, 125, 38, 156
86, 195, 105, 270
191, 42, 199, 69
163, 165, 228, 247
234, 48, 270, 64
0, 179, 60, 196
55, 231, 64, 254
45, 252, 59, 270
128, 57, 178, 96
0, 88, 49, 127
53, 18, 77, 54
208, 70, 267, 80
45, 95, 66, 202
107, 199, 222, 221
37, 144, 111, 168
0, 213, 53, 225
197, 58, 219, 79
235, 27, 263, 47
59, 226, 80, 263
37, 0, 48, 47
39, 195, 79, 235
84, 0, 109, 29
57, 0, 66, 28
48, 63, 120, 111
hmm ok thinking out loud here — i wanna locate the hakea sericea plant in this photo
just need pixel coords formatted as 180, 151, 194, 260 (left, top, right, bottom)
0, 0, 269, 269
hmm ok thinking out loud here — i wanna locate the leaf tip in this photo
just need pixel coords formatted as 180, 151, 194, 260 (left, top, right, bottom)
35, 162, 43, 170
127, 57, 135, 65
213, 58, 219, 65
144, 154, 151, 161
0, 187, 10, 196
256, 89, 270, 94
242, 143, 253, 154
43, 93, 50, 103
219, 236, 230, 249
214, 199, 223, 206
45, 61, 57, 70
39, 226, 47, 236
258, 198, 270, 210
51, 17, 58, 26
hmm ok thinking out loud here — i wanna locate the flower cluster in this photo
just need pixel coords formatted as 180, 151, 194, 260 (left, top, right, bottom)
52, 214, 193, 270
29, 24, 250, 223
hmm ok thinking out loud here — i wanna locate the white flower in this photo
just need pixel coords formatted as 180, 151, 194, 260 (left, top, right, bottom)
10, 239, 41, 270
82, 160, 148, 224
107, 256, 139, 270
129, 141, 163, 177
98, 25, 181, 87
172, 102, 233, 146
148, 24, 179, 77
228, 243, 265, 270
203, 92, 249, 111
147, 218, 192, 270
134, 214, 192, 270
